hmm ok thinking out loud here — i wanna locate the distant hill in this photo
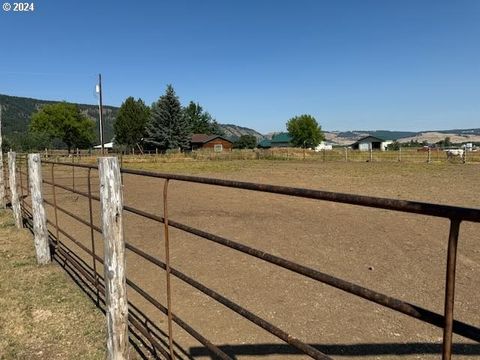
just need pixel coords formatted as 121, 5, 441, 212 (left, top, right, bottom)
324, 129, 480, 145
219, 124, 264, 141
0, 94, 117, 143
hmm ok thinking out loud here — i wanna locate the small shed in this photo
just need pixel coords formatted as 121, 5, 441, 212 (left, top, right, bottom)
191, 134, 233, 152
351, 136, 393, 151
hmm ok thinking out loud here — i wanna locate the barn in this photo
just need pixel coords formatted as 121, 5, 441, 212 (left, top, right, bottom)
350, 136, 393, 151
190, 134, 233, 152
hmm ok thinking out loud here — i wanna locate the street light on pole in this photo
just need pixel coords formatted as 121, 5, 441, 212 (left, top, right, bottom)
96, 74, 105, 155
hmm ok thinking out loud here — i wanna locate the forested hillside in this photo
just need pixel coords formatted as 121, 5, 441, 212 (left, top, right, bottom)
0, 94, 264, 143
0, 94, 117, 142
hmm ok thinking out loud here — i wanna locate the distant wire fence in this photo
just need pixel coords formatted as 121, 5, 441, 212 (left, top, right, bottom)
39, 147, 480, 164
2, 151, 480, 360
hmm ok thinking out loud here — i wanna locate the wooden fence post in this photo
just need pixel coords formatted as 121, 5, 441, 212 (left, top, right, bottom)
99, 157, 129, 360
0, 106, 5, 209
345, 147, 348, 162
28, 154, 50, 265
369, 147, 373, 162
8, 152, 22, 228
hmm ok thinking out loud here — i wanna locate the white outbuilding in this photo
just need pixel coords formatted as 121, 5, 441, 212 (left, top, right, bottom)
350, 136, 393, 151
314, 141, 334, 151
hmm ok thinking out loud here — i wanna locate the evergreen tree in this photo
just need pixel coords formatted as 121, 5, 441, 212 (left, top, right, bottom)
145, 85, 190, 150
234, 134, 257, 149
113, 97, 150, 151
183, 101, 223, 135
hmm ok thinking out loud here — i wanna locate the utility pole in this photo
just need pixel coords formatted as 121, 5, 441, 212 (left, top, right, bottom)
97, 73, 105, 155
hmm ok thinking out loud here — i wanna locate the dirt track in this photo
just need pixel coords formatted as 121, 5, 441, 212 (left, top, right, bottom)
35, 160, 480, 359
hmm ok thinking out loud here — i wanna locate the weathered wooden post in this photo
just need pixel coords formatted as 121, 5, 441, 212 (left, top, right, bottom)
427, 147, 431, 163
98, 157, 129, 360
28, 154, 50, 265
344, 147, 348, 162
398, 147, 402, 162
369, 147, 373, 162
0, 106, 5, 209
8, 152, 22, 228
72, 154, 75, 191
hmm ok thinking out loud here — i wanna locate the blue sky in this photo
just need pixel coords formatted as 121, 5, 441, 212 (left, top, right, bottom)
0, 0, 479, 133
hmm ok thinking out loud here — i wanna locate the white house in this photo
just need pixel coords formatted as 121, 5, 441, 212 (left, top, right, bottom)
350, 136, 393, 151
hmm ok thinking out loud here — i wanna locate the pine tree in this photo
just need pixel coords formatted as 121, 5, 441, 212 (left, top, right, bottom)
114, 97, 150, 151
183, 101, 223, 135
145, 85, 190, 150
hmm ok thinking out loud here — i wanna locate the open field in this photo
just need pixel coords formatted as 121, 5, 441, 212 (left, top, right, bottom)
0, 210, 106, 360
28, 160, 480, 359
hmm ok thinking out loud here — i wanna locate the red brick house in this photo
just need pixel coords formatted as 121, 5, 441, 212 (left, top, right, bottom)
190, 134, 233, 152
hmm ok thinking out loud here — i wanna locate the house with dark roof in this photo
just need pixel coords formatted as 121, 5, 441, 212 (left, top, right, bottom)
190, 134, 233, 152
350, 135, 393, 151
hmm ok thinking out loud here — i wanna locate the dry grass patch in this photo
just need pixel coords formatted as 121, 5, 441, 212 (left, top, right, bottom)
0, 210, 105, 360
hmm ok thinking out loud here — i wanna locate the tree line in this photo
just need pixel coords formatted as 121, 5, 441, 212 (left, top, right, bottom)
3, 84, 325, 152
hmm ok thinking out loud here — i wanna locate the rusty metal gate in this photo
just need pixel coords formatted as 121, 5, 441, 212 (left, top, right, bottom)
11, 156, 480, 360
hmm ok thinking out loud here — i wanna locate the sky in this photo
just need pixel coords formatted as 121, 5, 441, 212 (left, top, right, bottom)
0, 0, 479, 133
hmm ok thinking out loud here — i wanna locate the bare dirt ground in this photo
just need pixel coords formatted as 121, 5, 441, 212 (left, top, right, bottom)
34, 160, 480, 360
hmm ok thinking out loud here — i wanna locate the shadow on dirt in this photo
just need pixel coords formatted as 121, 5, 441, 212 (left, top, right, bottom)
189, 342, 480, 358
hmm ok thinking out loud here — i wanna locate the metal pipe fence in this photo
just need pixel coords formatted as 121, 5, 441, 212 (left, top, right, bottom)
8, 154, 480, 360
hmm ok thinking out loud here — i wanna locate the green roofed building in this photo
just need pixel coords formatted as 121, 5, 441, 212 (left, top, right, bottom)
271, 133, 293, 147
257, 133, 293, 149
257, 139, 272, 148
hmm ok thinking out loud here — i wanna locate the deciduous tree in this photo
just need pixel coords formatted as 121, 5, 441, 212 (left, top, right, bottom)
30, 102, 95, 153
286, 114, 324, 148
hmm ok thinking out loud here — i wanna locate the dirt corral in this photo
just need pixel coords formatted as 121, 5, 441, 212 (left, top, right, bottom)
35, 160, 480, 359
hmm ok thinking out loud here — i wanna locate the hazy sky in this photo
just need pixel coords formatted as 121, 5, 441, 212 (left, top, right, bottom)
1, 0, 479, 133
